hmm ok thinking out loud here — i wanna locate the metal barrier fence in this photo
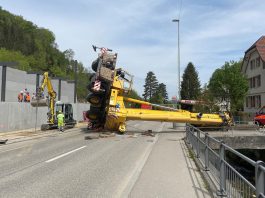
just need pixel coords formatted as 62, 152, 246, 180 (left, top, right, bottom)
186, 124, 265, 198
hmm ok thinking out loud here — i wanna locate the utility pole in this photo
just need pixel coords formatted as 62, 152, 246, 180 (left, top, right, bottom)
74, 60, 77, 103
172, 19, 181, 101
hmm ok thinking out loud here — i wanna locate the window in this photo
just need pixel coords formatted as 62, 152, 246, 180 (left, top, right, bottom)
251, 96, 255, 107
257, 75, 261, 87
249, 95, 261, 108
249, 76, 261, 89
256, 58, 260, 67
256, 95, 261, 108
251, 60, 254, 70
252, 77, 256, 88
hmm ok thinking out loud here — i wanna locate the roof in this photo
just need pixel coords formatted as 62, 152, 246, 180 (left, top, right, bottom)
245, 36, 265, 62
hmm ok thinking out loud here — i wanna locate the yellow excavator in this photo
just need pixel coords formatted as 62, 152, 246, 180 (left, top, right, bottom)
31, 72, 76, 130
86, 47, 232, 133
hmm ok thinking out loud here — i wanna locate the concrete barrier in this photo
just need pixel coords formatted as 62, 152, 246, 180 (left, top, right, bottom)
0, 66, 76, 103
0, 102, 89, 132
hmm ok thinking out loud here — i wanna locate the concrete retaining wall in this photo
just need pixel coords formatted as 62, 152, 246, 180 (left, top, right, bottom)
0, 102, 89, 132
0, 66, 76, 103
0, 66, 2, 96
5, 67, 36, 102
61, 80, 75, 102
213, 136, 265, 149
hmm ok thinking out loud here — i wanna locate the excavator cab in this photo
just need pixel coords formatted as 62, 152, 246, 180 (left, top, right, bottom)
55, 101, 75, 124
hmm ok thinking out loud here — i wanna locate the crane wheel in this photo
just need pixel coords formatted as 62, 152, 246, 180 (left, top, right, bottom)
87, 93, 102, 107
86, 107, 101, 121
91, 59, 99, 72
118, 123, 126, 133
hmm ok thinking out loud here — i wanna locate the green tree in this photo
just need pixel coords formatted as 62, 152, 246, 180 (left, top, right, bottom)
208, 61, 248, 112
180, 62, 201, 100
0, 7, 91, 102
195, 83, 219, 113
153, 83, 168, 104
142, 71, 158, 102
128, 89, 142, 100
0, 48, 31, 70
124, 89, 142, 108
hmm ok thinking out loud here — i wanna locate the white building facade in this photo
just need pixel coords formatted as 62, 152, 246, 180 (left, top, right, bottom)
241, 36, 265, 114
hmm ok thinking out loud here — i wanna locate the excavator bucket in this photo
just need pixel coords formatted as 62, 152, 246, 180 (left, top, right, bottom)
30, 98, 48, 107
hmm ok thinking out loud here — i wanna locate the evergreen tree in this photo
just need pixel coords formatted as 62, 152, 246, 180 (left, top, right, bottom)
180, 62, 201, 100
142, 71, 158, 102
153, 83, 168, 104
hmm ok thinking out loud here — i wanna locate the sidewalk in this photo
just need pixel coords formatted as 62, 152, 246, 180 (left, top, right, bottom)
130, 123, 212, 198
0, 129, 53, 144
0, 122, 87, 144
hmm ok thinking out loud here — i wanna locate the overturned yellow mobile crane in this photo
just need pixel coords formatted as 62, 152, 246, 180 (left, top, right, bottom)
86, 47, 232, 133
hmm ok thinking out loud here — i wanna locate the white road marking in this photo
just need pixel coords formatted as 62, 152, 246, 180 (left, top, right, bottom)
45, 146, 86, 163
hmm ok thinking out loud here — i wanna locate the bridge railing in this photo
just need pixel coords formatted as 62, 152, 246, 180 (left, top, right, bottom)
186, 124, 265, 198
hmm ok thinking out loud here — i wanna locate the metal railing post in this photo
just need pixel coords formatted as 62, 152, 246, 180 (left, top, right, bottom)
196, 129, 200, 158
186, 124, 190, 144
218, 142, 227, 197
190, 127, 194, 149
255, 161, 265, 198
204, 133, 209, 171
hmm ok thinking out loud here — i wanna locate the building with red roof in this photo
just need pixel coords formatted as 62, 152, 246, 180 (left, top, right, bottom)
241, 36, 265, 113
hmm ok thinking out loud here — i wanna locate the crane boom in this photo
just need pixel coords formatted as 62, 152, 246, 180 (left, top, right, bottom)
86, 49, 232, 133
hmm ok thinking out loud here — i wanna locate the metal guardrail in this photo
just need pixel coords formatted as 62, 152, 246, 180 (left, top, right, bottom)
186, 124, 265, 198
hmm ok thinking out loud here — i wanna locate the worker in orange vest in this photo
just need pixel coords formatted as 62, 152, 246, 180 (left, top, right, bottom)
26, 92, 31, 102
18, 91, 23, 102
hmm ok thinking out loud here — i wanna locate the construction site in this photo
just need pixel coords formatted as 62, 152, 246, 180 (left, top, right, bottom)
1, 1, 265, 197
0, 47, 264, 198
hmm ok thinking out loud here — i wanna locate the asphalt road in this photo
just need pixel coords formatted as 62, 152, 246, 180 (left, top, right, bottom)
0, 121, 210, 198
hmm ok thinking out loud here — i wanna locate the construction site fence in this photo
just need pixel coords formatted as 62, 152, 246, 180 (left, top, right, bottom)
186, 124, 265, 198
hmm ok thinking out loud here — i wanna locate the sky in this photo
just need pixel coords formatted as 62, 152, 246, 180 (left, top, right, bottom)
1, 0, 265, 98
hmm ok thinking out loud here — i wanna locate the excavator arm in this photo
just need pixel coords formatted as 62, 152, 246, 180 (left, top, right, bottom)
31, 72, 57, 125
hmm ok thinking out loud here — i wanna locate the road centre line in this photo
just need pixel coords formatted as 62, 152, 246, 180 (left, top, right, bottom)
45, 146, 87, 163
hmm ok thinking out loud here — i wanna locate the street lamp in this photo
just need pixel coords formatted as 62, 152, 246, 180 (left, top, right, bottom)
172, 19, 181, 101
